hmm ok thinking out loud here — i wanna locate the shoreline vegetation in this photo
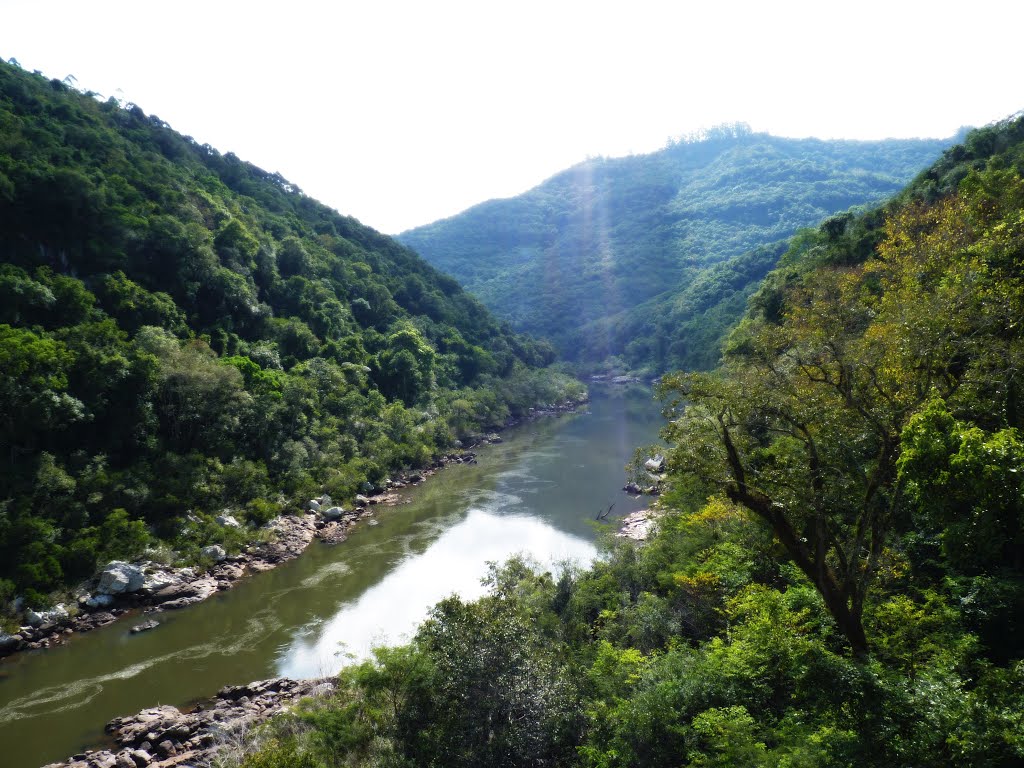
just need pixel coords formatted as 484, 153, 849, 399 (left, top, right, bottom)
0, 58, 589, 655
0, 398, 586, 661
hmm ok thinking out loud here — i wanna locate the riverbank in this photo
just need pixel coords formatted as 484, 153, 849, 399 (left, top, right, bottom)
1, 402, 586, 662
40, 676, 331, 768
39, 503, 658, 768
616, 508, 661, 542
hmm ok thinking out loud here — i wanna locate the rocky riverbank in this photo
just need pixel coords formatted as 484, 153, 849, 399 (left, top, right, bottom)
0, 460, 474, 659
41, 677, 332, 768
2, 400, 588, 662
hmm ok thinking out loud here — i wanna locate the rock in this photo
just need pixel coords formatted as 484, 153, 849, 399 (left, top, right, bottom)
154, 578, 218, 609
623, 482, 642, 494
212, 563, 244, 581
156, 740, 176, 757
26, 603, 69, 627
140, 571, 180, 595
129, 750, 152, 767
108, 705, 183, 745
115, 751, 136, 768
644, 454, 666, 473
318, 522, 348, 545
0, 632, 20, 651
307, 499, 321, 512
201, 545, 226, 562
86, 593, 115, 609
90, 752, 117, 768
617, 509, 659, 542
486, 433, 502, 443
130, 620, 159, 634
354, 494, 370, 507
322, 506, 345, 521
215, 514, 241, 528
98, 562, 146, 595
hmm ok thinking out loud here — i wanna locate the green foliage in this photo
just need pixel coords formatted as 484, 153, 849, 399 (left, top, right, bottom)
899, 398, 1024, 572
0, 59, 584, 598
241, 117, 1024, 768
400, 128, 950, 373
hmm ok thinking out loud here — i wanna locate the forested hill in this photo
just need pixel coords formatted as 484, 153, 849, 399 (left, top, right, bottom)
398, 125, 953, 373
0, 59, 581, 603
234, 117, 1024, 768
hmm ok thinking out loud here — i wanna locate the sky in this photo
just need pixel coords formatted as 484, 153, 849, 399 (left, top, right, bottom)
2, 0, 1022, 234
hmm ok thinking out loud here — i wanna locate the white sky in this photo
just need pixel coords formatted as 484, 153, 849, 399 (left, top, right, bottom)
2, 1, 1022, 234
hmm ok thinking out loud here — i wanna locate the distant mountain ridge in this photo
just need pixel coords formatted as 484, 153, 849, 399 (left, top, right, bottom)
399, 125, 954, 373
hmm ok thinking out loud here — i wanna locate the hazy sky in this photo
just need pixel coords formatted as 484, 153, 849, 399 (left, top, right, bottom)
2, 1, 1022, 233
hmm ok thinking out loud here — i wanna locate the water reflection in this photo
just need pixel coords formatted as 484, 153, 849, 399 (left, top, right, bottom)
279, 508, 595, 677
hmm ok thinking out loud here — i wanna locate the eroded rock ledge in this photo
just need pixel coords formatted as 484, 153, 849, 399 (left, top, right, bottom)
616, 508, 660, 542
41, 677, 331, 768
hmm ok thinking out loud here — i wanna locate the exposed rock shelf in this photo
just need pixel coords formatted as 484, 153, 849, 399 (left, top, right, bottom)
41, 677, 331, 768
616, 508, 660, 542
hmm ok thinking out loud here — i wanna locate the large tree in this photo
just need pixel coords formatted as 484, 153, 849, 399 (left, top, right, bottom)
659, 175, 1024, 656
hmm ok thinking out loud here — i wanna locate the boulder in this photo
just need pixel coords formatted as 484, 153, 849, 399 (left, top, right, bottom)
140, 571, 180, 595
201, 545, 226, 562
85, 593, 115, 609
154, 578, 218, 609
307, 499, 321, 513
354, 494, 370, 507
97, 562, 146, 595
322, 506, 345, 521
26, 603, 69, 627
215, 514, 241, 528
644, 454, 666, 473
130, 620, 159, 634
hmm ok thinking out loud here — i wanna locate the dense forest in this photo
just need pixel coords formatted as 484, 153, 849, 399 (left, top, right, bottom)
238, 117, 1024, 766
0, 60, 583, 607
399, 126, 954, 373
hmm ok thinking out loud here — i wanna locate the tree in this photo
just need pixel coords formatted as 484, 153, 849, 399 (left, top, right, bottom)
658, 194, 998, 656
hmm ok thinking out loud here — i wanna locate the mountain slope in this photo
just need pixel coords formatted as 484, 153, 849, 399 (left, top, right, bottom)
0, 60, 580, 602
399, 125, 953, 372
237, 117, 1024, 768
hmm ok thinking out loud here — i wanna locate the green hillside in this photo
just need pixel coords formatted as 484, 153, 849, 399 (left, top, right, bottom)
0, 60, 581, 603
238, 116, 1024, 768
399, 125, 952, 373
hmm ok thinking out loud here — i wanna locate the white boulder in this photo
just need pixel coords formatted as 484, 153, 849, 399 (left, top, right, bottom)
26, 603, 69, 627
201, 545, 227, 562
85, 593, 115, 609
97, 561, 147, 595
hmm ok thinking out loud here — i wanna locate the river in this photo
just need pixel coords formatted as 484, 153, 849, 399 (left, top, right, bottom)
0, 385, 665, 768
